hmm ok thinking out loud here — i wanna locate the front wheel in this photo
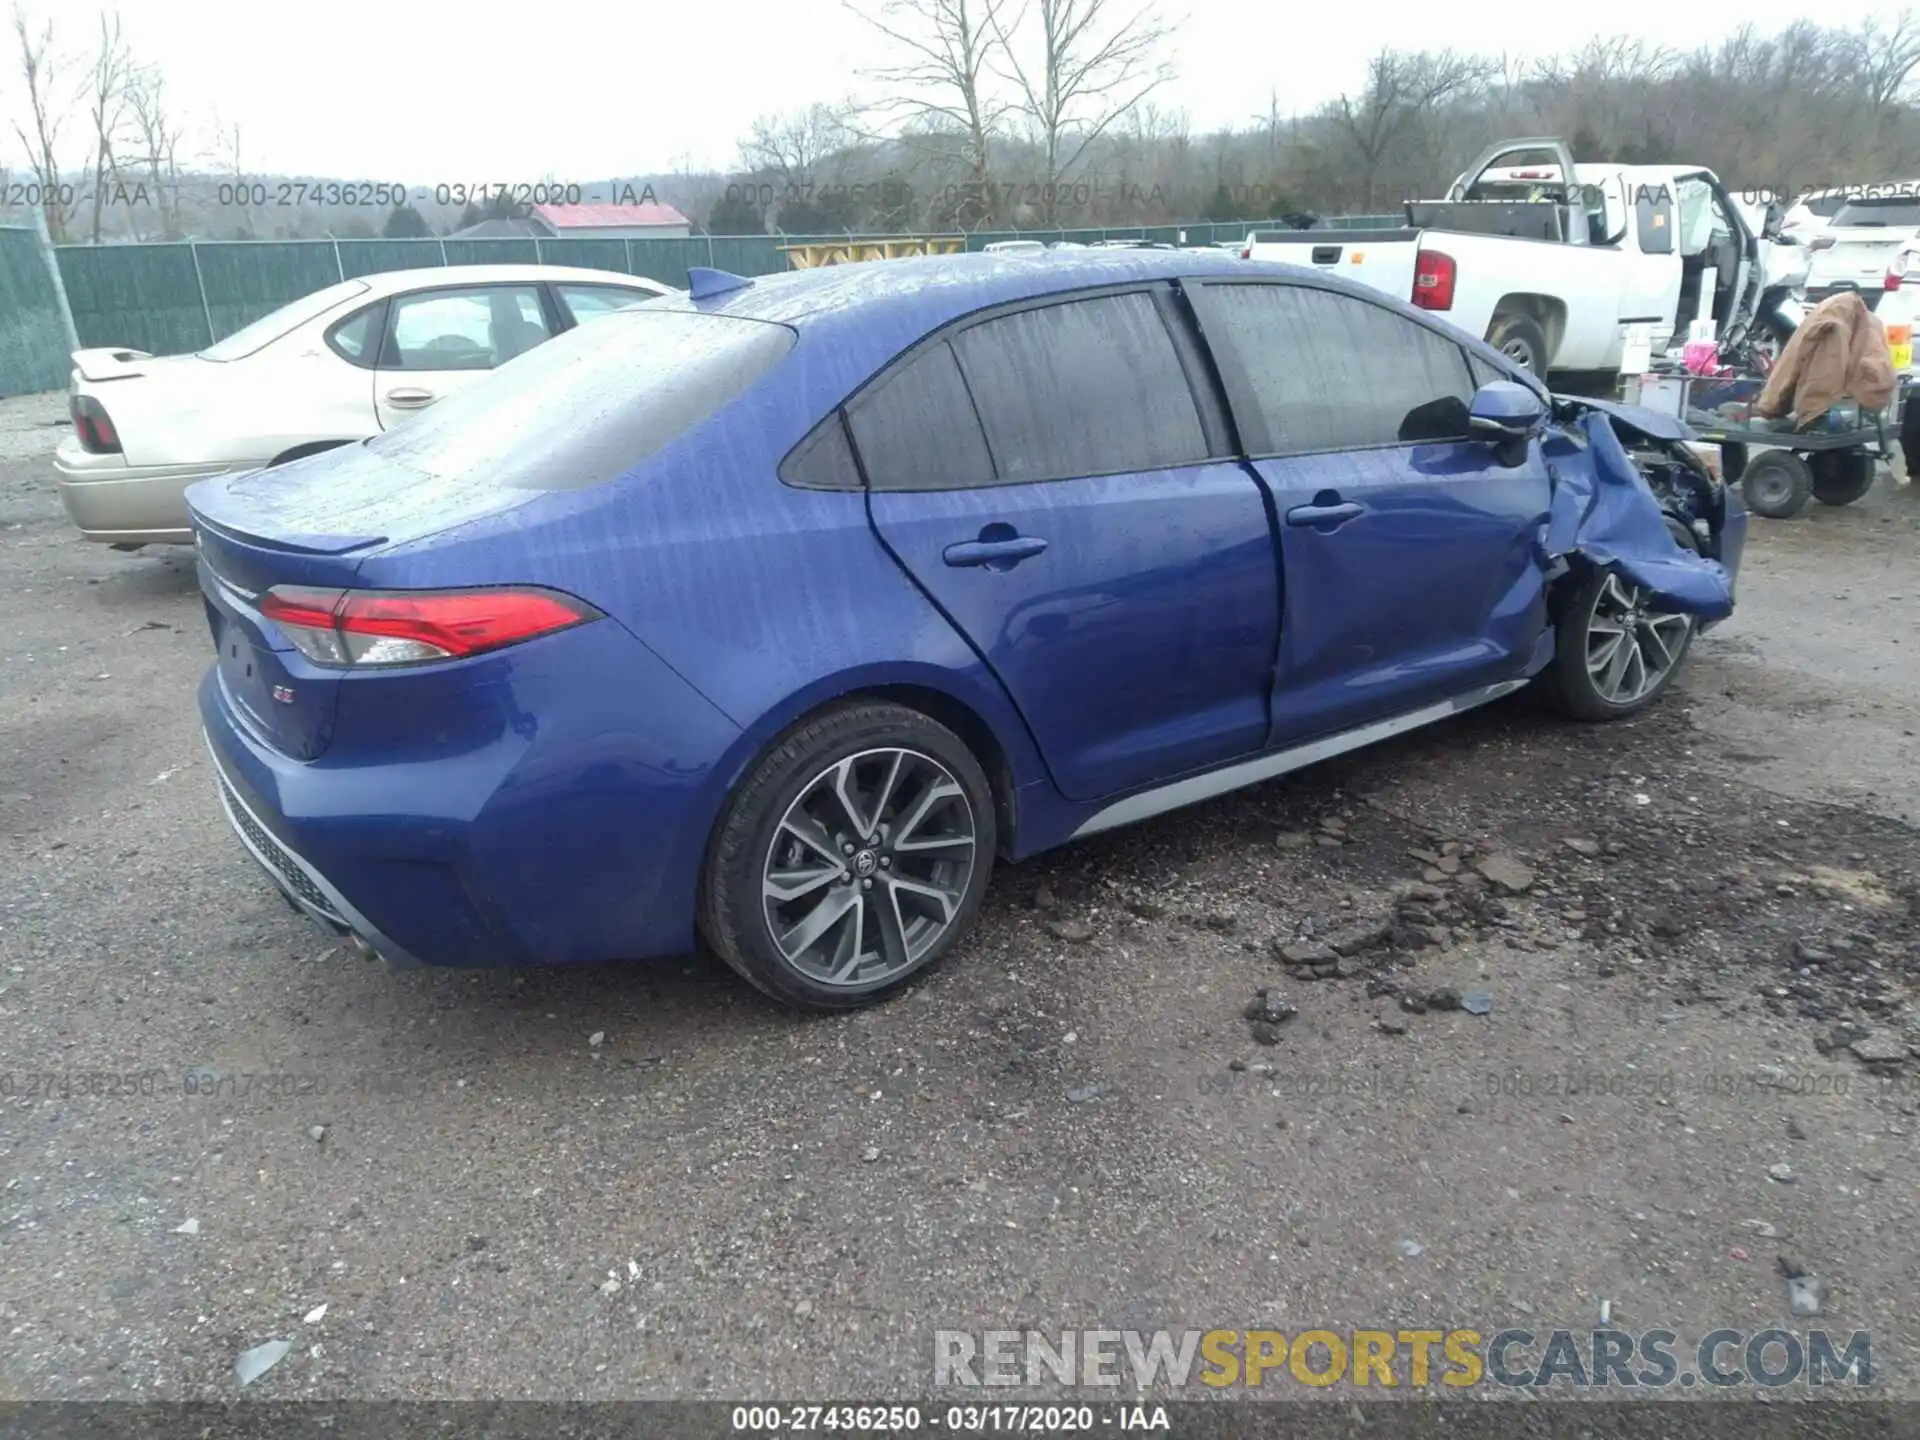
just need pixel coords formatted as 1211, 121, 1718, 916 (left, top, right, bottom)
1541, 567, 1697, 721
699, 701, 997, 1010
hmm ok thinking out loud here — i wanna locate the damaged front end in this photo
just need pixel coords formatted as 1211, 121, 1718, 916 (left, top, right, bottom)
1540, 395, 1746, 627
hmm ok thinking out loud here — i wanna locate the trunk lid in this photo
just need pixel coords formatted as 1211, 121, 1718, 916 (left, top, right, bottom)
191, 503, 381, 763
185, 443, 542, 761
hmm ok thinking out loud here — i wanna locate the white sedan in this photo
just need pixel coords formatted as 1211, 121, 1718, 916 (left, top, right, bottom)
55, 264, 678, 546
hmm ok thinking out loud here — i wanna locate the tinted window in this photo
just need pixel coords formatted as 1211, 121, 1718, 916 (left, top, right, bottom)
558, 283, 659, 324
326, 304, 382, 366
1467, 353, 1504, 390
1201, 284, 1476, 453
1808, 194, 1845, 218
1832, 197, 1920, 228
362, 309, 795, 491
846, 340, 994, 491
382, 285, 552, 370
198, 279, 371, 362
781, 411, 863, 491
949, 292, 1207, 482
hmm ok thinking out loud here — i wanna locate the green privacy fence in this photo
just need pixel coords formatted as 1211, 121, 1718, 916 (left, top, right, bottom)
0, 227, 75, 395
25, 215, 1406, 370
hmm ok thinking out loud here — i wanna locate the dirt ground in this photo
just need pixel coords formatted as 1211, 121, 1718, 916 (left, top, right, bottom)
2, 389, 1917, 1403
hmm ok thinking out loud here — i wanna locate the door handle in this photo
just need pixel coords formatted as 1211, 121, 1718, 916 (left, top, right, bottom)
942, 535, 1049, 568
1285, 500, 1365, 528
384, 387, 435, 408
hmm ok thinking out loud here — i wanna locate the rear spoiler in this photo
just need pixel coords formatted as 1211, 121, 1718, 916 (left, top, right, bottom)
72, 347, 155, 382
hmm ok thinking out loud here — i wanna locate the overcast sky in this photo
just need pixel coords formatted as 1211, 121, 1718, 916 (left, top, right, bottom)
4, 0, 1915, 183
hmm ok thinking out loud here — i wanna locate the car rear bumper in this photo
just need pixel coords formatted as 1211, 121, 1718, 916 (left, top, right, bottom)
55, 436, 241, 545
203, 729, 426, 968
195, 616, 744, 970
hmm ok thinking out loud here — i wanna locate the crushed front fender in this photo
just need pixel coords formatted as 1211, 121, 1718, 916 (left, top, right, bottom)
1543, 403, 1737, 623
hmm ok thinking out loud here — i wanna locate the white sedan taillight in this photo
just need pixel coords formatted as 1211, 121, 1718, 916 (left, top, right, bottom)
260, 586, 600, 667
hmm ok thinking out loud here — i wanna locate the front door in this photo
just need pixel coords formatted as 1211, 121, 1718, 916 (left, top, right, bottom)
372, 283, 554, 430
1187, 279, 1554, 745
855, 289, 1280, 802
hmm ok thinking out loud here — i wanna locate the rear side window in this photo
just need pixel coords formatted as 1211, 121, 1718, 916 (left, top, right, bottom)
949, 292, 1207, 483
363, 309, 795, 491
846, 340, 995, 491
1199, 283, 1476, 453
781, 411, 863, 491
558, 283, 659, 323
326, 303, 383, 367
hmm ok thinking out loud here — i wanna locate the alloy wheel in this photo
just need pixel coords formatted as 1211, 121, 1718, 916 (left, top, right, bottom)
761, 747, 978, 988
1585, 573, 1693, 706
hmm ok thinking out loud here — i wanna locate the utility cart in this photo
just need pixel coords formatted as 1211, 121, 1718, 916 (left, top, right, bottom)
1624, 370, 1890, 520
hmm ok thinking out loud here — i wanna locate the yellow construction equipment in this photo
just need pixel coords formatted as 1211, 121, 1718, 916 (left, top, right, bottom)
778, 237, 969, 270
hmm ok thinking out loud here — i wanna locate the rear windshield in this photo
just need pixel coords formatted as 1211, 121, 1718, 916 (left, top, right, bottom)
362, 308, 795, 491
198, 279, 371, 361
1832, 197, 1920, 228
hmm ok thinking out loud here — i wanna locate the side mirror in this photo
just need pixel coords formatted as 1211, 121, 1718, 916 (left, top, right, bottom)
1469, 380, 1546, 467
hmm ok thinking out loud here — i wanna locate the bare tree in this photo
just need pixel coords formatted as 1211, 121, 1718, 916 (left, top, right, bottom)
82, 12, 136, 243
11, 4, 75, 241
1852, 8, 1920, 110
125, 65, 184, 239
1331, 49, 1491, 210
216, 116, 250, 238
739, 103, 856, 187
849, 0, 1013, 224
991, 0, 1175, 221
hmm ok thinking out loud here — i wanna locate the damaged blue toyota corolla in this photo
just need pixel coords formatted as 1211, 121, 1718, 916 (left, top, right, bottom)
185, 251, 1744, 1009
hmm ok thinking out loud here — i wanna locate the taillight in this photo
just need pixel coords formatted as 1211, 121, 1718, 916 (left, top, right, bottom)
1413, 249, 1457, 311
70, 395, 122, 454
1238, 246, 1252, 259
260, 585, 601, 667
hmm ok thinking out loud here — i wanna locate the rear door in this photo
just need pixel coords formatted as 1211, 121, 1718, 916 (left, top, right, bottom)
858, 286, 1280, 802
372, 283, 554, 429
1187, 279, 1553, 746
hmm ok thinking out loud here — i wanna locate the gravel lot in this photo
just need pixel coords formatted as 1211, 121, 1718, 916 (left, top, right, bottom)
2, 389, 1918, 1402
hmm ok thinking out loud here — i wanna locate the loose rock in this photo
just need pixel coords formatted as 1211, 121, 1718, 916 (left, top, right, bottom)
1475, 854, 1535, 894
1045, 918, 1094, 944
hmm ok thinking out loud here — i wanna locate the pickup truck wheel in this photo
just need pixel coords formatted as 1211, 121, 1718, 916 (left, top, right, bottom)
1809, 451, 1875, 506
1741, 450, 1813, 519
1486, 316, 1550, 376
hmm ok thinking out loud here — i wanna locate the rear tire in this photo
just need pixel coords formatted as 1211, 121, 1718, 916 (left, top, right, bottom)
1741, 450, 1813, 519
699, 701, 997, 1011
1486, 315, 1551, 376
1809, 450, 1875, 506
1540, 520, 1699, 722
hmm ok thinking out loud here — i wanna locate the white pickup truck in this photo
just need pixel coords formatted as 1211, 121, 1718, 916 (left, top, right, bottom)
1242, 137, 1794, 379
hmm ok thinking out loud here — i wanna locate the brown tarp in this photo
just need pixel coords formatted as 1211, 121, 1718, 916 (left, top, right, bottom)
1755, 290, 1896, 425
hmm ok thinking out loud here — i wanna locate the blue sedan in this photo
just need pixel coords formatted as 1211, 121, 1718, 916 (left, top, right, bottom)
187, 250, 1743, 1009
